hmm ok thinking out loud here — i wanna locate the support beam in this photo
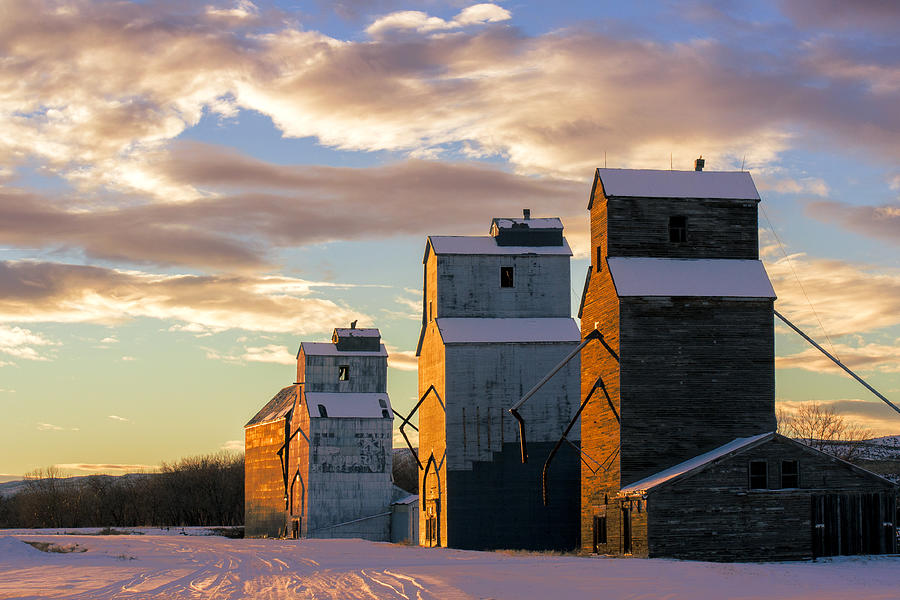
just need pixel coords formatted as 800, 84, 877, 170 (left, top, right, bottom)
775, 310, 900, 416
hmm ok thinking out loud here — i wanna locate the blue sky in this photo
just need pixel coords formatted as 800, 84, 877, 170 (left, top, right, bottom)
1, 0, 898, 480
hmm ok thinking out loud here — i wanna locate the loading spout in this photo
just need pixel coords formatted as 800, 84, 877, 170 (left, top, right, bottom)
774, 310, 900, 416
508, 329, 618, 463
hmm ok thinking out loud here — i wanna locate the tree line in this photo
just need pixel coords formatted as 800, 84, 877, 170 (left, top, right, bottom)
0, 452, 243, 529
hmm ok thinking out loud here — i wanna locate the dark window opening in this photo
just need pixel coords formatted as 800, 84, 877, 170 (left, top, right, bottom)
381, 409, 390, 418
378, 398, 387, 408
781, 460, 799, 488
749, 460, 768, 489
338, 365, 349, 381
592, 515, 607, 552
622, 507, 632, 554
596, 246, 603, 271
500, 266, 514, 288
317, 404, 328, 418
429, 301, 434, 322
669, 215, 687, 243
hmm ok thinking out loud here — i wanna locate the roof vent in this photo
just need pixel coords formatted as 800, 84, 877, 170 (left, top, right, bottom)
694, 156, 705, 172
523, 208, 531, 220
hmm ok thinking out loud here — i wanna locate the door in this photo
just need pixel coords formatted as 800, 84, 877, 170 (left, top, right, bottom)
622, 507, 632, 555
811, 493, 896, 557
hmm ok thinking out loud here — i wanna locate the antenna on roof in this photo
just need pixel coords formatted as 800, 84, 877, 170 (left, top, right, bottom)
604, 151, 607, 169
741, 155, 746, 172
670, 153, 673, 170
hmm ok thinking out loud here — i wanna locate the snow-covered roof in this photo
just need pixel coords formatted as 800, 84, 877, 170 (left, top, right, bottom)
619, 433, 773, 495
304, 392, 393, 419
607, 257, 776, 298
300, 342, 388, 357
427, 236, 572, 257
245, 385, 297, 427
333, 328, 379, 338
595, 168, 760, 200
436, 318, 580, 344
392, 494, 418, 506
492, 217, 563, 230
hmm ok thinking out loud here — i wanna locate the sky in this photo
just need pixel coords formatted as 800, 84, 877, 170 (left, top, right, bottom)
1, 0, 899, 481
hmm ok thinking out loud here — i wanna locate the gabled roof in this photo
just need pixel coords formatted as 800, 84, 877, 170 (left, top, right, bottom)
424, 236, 572, 260
618, 432, 899, 496
304, 391, 393, 419
435, 317, 580, 344
245, 385, 297, 427
299, 342, 387, 357
607, 257, 776, 298
619, 433, 772, 495
594, 168, 760, 201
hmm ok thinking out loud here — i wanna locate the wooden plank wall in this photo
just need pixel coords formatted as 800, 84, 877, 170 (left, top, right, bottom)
244, 419, 288, 538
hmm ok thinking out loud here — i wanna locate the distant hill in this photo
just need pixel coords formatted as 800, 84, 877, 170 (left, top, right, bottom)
0, 473, 148, 498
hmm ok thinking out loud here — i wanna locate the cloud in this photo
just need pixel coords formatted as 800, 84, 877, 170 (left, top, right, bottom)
366, 4, 511, 38
777, 341, 900, 374
805, 200, 900, 245
107, 415, 130, 422
3, 0, 900, 206
387, 348, 418, 371
53, 463, 157, 473
780, 0, 900, 32
37, 423, 79, 432
221, 439, 245, 452
0, 389, 15, 394
0, 260, 362, 334
121, 356, 136, 361
767, 254, 900, 336
0, 155, 582, 269
241, 344, 296, 365
0, 325, 58, 362
777, 398, 900, 436
393, 426, 418, 449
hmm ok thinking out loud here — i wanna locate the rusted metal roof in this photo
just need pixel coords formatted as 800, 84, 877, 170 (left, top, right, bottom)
245, 385, 297, 427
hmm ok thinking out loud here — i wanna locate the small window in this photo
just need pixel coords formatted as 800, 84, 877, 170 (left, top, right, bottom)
669, 215, 687, 243
500, 266, 514, 288
749, 460, 768, 489
596, 246, 603, 271
317, 404, 328, 418
381, 409, 390, 418
378, 398, 387, 408
429, 301, 434, 321
338, 365, 349, 381
781, 460, 799, 488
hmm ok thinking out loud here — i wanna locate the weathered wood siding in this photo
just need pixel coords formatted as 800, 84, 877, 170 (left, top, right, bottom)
299, 352, 387, 393
606, 196, 759, 259
245, 419, 288, 538
418, 315, 447, 546
580, 188, 623, 552
645, 437, 897, 561
435, 254, 571, 318
304, 417, 393, 540
619, 297, 775, 485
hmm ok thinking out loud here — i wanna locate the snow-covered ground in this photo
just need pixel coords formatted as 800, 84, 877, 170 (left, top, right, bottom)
1, 531, 899, 599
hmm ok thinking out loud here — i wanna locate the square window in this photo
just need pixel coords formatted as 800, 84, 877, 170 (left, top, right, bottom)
749, 460, 768, 489
338, 365, 349, 381
781, 460, 799, 488
669, 215, 687, 243
500, 266, 514, 288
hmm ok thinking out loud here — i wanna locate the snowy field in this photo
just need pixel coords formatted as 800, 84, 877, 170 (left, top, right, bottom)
1, 530, 899, 599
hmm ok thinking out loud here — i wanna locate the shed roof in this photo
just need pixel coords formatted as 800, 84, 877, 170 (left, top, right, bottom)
607, 257, 776, 298
426, 236, 572, 258
491, 217, 563, 230
333, 327, 380, 338
304, 392, 393, 419
619, 433, 772, 495
299, 342, 388, 357
594, 168, 760, 201
392, 493, 419, 506
435, 317, 580, 344
245, 385, 297, 427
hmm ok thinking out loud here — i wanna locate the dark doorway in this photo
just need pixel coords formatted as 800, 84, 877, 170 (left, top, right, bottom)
291, 518, 300, 539
811, 493, 896, 557
592, 515, 607, 553
622, 507, 632, 554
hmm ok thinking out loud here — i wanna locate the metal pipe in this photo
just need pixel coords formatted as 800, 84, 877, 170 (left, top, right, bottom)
508, 329, 618, 463
775, 310, 900, 416
397, 384, 443, 470
542, 375, 604, 506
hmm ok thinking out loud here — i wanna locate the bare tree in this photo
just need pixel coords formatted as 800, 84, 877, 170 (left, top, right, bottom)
777, 402, 872, 461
